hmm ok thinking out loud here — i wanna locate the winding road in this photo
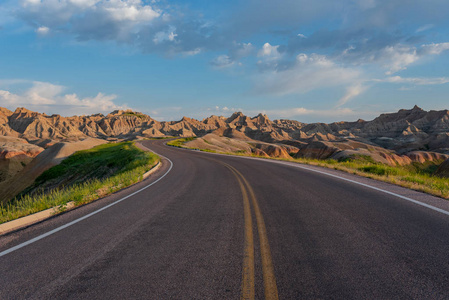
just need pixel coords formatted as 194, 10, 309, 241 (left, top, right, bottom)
2, 139, 449, 299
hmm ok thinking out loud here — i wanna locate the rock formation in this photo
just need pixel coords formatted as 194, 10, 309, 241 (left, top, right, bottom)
0, 105, 448, 153
1, 105, 449, 201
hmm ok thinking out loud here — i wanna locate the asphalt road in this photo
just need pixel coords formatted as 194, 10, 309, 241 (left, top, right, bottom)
2, 139, 449, 299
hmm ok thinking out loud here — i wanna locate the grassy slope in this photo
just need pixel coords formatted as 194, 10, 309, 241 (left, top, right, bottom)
0, 142, 159, 224
166, 137, 196, 148
168, 138, 449, 200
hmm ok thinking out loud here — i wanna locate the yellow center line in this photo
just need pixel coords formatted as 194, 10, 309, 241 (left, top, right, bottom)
240, 174, 279, 300
224, 165, 255, 300
220, 161, 279, 300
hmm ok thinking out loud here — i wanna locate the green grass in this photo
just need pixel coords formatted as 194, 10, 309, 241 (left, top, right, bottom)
357, 165, 401, 176
0, 142, 159, 224
166, 137, 218, 153
168, 137, 449, 200
166, 137, 196, 148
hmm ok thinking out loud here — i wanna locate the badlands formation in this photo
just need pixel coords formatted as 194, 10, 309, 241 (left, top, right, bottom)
1, 105, 449, 201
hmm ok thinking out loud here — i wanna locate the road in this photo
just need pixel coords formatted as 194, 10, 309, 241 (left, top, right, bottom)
2, 139, 449, 299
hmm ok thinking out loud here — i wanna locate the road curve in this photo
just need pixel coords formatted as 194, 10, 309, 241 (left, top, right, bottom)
2, 139, 449, 299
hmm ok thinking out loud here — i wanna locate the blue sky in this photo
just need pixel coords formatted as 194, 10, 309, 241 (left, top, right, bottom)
1, 0, 449, 122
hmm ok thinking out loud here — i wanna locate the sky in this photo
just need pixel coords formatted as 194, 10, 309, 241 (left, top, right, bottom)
1, 0, 449, 123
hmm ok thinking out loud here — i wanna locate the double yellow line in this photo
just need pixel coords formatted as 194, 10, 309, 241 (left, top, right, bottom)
221, 162, 279, 300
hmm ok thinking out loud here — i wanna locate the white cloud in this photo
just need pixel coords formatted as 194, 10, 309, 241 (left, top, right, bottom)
0, 90, 21, 105
36, 26, 50, 35
371, 43, 449, 75
0, 80, 128, 115
257, 42, 284, 69
234, 42, 254, 57
25, 81, 64, 105
255, 53, 362, 97
297, 33, 307, 38
211, 42, 254, 68
62, 92, 122, 112
208, 106, 242, 114
210, 55, 234, 68
258, 43, 281, 59
337, 84, 367, 107
381, 45, 419, 75
420, 42, 449, 55
182, 48, 202, 56
416, 24, 434, 33
379, 76, 449, 85
102, 0, 159, 22
153, 26, 177, 44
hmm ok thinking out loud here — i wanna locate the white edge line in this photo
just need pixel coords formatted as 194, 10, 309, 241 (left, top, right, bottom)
0, 147, 173, 258
178, 146, 449, 217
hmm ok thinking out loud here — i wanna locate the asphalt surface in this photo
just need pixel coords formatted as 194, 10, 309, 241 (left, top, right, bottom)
2, 139, 449, 299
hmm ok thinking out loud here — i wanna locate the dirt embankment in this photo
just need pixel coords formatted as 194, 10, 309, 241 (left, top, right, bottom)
0, 138, 107, 203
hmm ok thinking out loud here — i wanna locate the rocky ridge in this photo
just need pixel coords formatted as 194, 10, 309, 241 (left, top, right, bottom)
1, 105, 449, 187
1, 106, 448, 152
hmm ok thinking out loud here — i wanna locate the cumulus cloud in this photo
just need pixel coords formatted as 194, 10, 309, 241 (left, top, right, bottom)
257, 43, 283, 69
0, 80, 128, 115
258, 43, 281, 58
255, 53, 362, 97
